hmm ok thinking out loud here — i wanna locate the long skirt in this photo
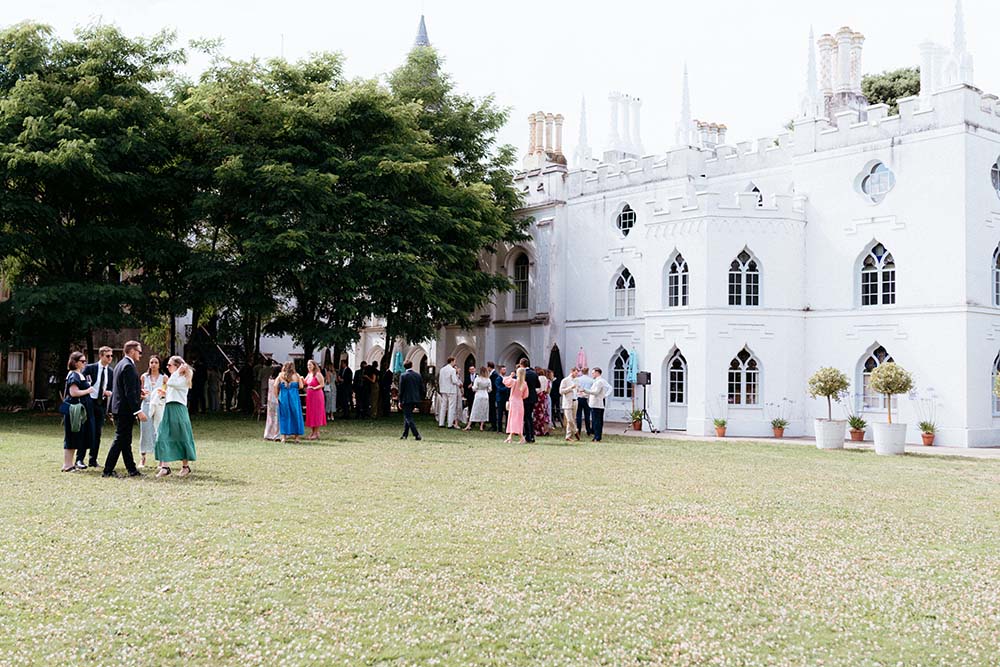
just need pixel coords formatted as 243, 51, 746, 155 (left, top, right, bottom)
263, 394, 280, 441
533, 393, 551, 435
155, 402, 197, 463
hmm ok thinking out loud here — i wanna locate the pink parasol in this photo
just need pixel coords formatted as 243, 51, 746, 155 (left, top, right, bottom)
576, 346, 587, 370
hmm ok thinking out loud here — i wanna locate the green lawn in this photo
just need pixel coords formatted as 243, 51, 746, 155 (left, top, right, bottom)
1, 413, 998, 666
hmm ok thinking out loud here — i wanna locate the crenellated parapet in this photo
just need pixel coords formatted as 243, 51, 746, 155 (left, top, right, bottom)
793, 84, 1000, 154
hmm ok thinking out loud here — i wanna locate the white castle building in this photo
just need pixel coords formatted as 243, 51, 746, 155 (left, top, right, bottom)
270, 5, 1000, 447
414, 3, 1000, 447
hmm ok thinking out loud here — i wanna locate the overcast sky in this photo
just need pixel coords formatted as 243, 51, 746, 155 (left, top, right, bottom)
12, 1, 999, 164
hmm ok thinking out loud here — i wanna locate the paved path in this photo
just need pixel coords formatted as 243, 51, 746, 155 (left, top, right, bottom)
606, 422, 1000, 460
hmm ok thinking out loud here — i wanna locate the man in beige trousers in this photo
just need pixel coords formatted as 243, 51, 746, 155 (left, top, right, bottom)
559, 367, 581, 441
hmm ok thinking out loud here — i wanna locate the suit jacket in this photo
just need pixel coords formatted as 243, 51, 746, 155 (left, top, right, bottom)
492, 371, 509, 401
524, 367, 540, 404
398, 369, 424, 404
84, 362, 114, 412
110, 357, 142, 416
339, 366, 353, 386
439, 365, 459, 395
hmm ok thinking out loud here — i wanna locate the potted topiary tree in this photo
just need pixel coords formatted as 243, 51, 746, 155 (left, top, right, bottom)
869, 362, 914, 455
807, 367, 850, 449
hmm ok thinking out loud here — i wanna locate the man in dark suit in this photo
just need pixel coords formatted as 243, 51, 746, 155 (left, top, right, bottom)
398, 360, 424, 440
492, 364, 508, 433
486, 362, 498, 431
102, 340, 148, 478
520, 358, 540, 443
77, 345, 114, 468
337, 359, 353, 419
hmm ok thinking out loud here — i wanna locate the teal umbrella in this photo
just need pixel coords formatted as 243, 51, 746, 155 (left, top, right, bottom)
392, 350, 404, 373
625, 348, 638, 384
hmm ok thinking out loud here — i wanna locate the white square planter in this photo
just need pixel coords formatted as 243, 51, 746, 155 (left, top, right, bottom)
814, 419, 846, 450
873, 422, 907, 455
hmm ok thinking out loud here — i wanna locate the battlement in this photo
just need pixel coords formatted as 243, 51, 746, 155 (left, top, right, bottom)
647, 189, 807, 224
793, 84, 1000, 154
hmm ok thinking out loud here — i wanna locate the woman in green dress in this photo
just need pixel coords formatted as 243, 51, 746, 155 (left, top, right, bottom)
155, 355, 197, 478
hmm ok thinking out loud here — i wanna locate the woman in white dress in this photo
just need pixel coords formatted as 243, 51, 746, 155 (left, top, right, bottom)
263, 366, 281, 441
139, 355, 167, 468
464, 366, 493, 431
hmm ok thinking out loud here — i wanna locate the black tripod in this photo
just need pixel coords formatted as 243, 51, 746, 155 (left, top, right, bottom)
624, 383, 659, 433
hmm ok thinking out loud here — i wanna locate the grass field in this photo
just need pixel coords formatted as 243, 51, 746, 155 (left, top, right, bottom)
1, 413, 998, 666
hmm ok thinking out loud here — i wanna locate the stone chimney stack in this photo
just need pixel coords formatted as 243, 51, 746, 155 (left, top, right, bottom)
554, 114, 564, 157
850, 32, 865, 93
522, 109, 568, 170
630, 97, 643, 154
835, 26, 853, 93
607, 91, 621, 150
619, 94, 631, 153
818, 33, 836, 100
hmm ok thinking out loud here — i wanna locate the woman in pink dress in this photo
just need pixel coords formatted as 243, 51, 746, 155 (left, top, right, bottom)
502, 367, 529, 444
304, 360, 327, 440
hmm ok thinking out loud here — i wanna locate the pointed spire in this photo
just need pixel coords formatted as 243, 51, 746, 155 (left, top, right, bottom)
573, 95, 592, 166
675, 64, 693, 146
952, 0, 966, 54
414, 15, 430, 48
801, 26, 819, 118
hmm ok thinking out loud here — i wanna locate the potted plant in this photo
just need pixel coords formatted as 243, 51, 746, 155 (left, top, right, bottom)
869, 362, 914, 455
919, 421, 935, 446
769, 418, 787, 438
629, 409, 643, 431
847, 415, 867, 441
713, 418, 727, 437
807, 367, 850, 450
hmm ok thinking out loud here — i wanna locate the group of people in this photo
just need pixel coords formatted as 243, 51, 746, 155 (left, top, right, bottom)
434, 357, 612, 444
262, 360, 329, 443
332, 359, 393, 420
60, 340, 197, 479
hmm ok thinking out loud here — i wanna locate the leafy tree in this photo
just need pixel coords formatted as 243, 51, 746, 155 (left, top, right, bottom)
862, 67, 920, 115
379, 46, 526, 365
0, 23, 188, 363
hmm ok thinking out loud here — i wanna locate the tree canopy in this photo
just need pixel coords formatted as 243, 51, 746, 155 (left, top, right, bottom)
862, 67, 920, 115
0, 22, 525, 377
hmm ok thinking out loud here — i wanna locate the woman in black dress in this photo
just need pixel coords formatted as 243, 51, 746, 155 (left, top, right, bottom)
62, 351, 94, 472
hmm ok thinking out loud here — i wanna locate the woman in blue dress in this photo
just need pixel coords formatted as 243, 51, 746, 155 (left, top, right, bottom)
62, 351, 94, 472
275, 361, 305, 443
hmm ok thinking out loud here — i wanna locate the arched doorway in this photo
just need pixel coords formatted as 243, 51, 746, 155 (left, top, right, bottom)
498, 343, 529, 371
665, 350, 687, 430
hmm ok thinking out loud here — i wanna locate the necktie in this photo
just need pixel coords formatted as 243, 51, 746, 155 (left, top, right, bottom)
99, 365, 105, 395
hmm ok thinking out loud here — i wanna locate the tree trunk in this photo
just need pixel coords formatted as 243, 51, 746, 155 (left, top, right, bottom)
827, 395, 832, 421
887, 396, 892, 424
383, 317, 395, 375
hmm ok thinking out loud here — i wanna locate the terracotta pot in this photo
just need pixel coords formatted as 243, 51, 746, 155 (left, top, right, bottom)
632, 420, 642, 431
849, 429, 865, 442
772, 427, 785, 438
921, 432, 935, 446
715, 426, 726, 437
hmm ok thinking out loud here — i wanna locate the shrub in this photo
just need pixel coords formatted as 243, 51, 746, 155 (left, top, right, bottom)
807, 367, 850, 420
713, 418, 727, 428
918, 420, 935, 434
0, 383, 30, 410
629, 409, 644, 422
847, 415, 867, 431
869, 362, 914, 424
771, 418, 789, 429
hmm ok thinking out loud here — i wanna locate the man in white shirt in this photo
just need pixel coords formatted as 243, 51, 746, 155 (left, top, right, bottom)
585, 367, 612, 442
437, 357, 461, 428
559, 368, 581, 441
77, 346, 114, 468
575, 367, 594, 436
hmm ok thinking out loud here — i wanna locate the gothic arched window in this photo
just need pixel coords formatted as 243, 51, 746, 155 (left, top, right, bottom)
728, 249, 760, 306
727, 347, 759, 406
667, 253, 689, 307
614, 267, 636, 317
617, 204, 636, 237
861, 243, 895, 306
993, 246, 1000, 307
612, 348, 633, 399
512, 253, 529, 312
993, 353, 1000, 416
748, 183, 763, 207
991, 160, 1000, 198
861, 345, 895, 410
